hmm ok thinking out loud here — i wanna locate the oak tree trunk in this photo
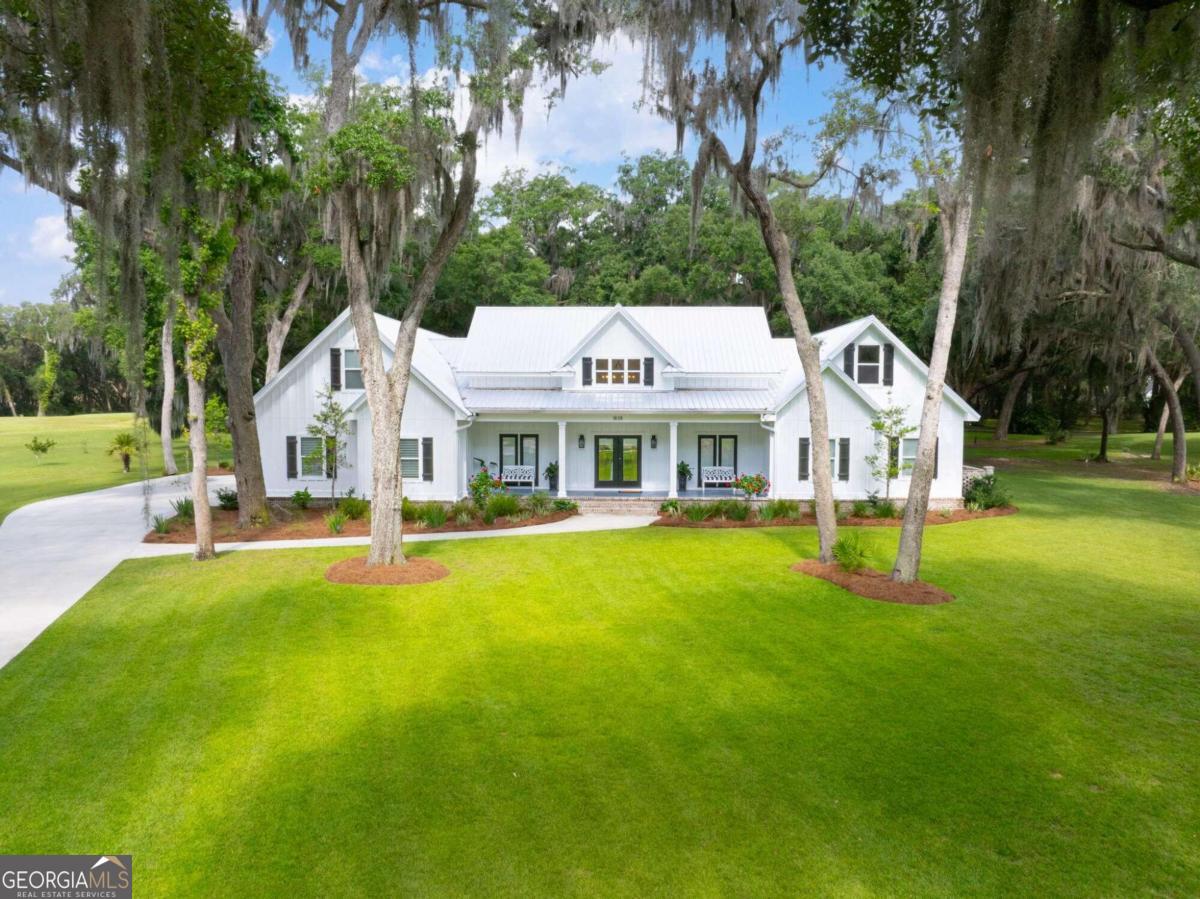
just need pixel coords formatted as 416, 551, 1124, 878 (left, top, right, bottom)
1152, 370, 1185, 460
1164, 306, 1200, 421
1148, 350, 1187, 482
160, 316, 178, 476
893, 189, 973, 584
184, 341, 215, 561
734, 171, 837, 561
993, 368, 1029, 441
264, 266, 313, 382
214, 222, 270, 527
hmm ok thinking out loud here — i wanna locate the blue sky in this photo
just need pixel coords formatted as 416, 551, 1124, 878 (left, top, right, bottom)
0, 23, 851, 306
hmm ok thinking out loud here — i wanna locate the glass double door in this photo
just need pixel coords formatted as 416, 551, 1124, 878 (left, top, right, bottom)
595, 436, 641, 488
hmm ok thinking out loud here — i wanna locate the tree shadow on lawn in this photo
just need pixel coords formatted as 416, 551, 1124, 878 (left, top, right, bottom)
163, 609, 1195, 898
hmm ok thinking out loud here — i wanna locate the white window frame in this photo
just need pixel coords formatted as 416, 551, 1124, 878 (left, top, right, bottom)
299, 436, 325, 479
589, 357, 645, 388
829, 438, 837, 480
856, 344, 881, 384
399, 438, 420, 479
342, 349, 364, 390
900, 437, 918, 478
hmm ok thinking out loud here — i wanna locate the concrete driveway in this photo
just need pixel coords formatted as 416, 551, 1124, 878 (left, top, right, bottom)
0, 474, 231, 668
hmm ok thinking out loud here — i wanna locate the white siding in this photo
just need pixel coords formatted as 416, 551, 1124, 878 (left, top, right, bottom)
772, 366, 966, 502
568, 316, 666, 390
256, 315, 462, 501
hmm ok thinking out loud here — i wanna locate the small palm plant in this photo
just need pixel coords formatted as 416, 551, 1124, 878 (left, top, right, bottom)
108, 431, 140, 473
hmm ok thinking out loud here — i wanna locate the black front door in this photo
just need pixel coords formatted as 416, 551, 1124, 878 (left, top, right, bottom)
595, 436, 641, 488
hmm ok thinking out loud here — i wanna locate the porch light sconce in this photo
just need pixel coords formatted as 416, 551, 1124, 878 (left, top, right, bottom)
651, 435, 657, 449
578, 435, 586, 449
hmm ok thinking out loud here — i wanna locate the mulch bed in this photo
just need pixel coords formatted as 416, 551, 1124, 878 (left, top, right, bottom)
654, 506, 1017, 529
792, 559, 955, 605
144, 506, 576, 543
325, 555, 450, 586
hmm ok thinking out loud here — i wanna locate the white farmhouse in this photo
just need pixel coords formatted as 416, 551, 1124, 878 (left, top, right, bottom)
253, 305, 980, 506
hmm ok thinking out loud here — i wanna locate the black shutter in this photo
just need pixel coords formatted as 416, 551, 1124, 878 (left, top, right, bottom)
934, 438, 940, 478
883, 343, 895, 386
843, 343, 855, 376
838, 437, 851, 481
325, 437, 336, 478
422, 437, 433, 481
888, 436, 899, 469
582, 357, 593, 386
644, 357, 654, 387
286, 436, 297, 479
798, 438, 810, 480
330, 348, 342, 390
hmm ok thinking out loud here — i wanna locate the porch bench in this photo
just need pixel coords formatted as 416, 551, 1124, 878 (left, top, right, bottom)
501, 464, 536, 487
700, 465, 735, 493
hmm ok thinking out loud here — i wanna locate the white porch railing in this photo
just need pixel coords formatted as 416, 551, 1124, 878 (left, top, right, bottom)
700, 465, 735, 493
501, 464, 536, 486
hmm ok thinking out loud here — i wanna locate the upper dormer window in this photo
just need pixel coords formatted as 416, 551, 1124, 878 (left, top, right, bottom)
856, 345, 880, 384
595, 358, 641, 385
343, 349, 363, 389
843, 341, 894, 386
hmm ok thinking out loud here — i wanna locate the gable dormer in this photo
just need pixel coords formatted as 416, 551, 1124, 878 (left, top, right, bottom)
565, 306, 677, 390
841, 332, 896, 389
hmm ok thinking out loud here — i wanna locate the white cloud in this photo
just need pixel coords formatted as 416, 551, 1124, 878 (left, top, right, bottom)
28, 214, 73, 262
467, 38, 679, 190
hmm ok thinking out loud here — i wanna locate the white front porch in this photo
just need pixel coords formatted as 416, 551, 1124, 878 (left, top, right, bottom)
464, 417, 774, 499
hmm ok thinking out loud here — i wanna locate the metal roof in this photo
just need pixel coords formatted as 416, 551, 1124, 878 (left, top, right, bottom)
460, 388, 775, 413
455, 305, 783, 374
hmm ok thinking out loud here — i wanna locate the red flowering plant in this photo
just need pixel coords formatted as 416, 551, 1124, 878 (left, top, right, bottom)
469, 466, 506, 507
732, 472, 770, 499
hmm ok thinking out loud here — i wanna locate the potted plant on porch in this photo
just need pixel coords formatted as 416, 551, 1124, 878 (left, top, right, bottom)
544, 461, 559, 492
677, 460, 693, 494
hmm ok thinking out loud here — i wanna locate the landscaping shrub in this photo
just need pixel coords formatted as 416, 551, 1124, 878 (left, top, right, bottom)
171, 497, 194, 521
832, 531, 871, 573
524, 493, 552, 516
449, 499, 476, 521
469, 467, 505, 507
874, 499, 899, 519
216, 487, 239, 511
339, 494, 370, 520
1044, 426, 1069, 445
402, 496, 419, 521
455, 511, 474, 527
419, 503, 448, 529
291, 488, 312, 510
963, 473, 1011, 510
1188, 463, 1200, 482
760, 498, 801, 520
325, 510, 348, 534
551, 499, 578, 513
658, 499, 681, 517
25, 436, 56, 461
151, 514, 170, 534
851, 500, 873, 519
683, 502, 716, 522
717, 499, 752, 521
485, 493, 522, 520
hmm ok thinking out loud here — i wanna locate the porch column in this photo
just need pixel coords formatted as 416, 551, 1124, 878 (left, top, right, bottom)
557, 420, 567, 498
668, 420, 679, 498
767, 427, 776, 498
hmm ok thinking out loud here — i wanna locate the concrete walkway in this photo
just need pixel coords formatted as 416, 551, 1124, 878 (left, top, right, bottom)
0, 478, 653, 668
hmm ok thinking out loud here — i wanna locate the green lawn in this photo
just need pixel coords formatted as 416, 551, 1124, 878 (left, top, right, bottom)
1, 465, 1197, 895
0, 413, 232, 522
966, 425, 1200, 470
